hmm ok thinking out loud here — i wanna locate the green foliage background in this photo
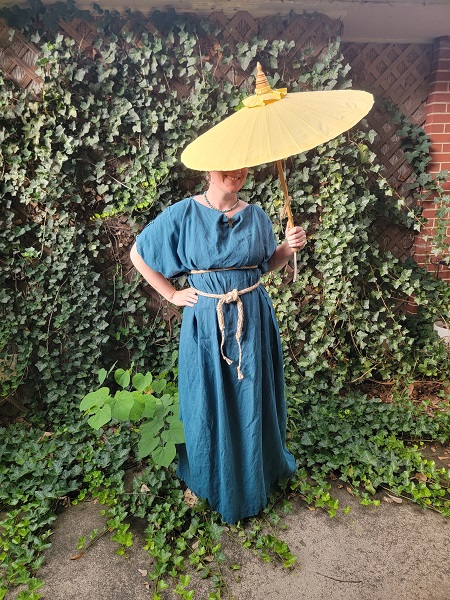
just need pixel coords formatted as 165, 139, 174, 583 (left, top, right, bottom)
1, 4, 450, 599
1, 6, 449, 415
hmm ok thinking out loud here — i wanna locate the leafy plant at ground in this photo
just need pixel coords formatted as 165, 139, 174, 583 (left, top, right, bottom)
0, 419, 131, 598
288, 391, 450, 516
80, 361, 184, 467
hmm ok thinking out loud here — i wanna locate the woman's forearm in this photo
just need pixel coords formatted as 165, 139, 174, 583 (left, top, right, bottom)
268, 226, 307, 272
268, 242, 294, 272
130, 243, 198, 307
129, 243, 176, 300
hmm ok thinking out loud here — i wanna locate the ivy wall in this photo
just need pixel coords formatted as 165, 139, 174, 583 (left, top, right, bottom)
1, 4, 449, 416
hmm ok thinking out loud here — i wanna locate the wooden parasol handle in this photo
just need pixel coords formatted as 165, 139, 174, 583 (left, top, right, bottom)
276, 160, 295, 228
276, 160, 298, 282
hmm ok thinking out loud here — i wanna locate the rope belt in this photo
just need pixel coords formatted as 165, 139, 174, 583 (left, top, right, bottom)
190, 278, 261, 380
190, 265, 258, 275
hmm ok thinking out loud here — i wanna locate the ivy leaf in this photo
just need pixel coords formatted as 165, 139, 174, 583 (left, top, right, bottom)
74, 68, 86, 81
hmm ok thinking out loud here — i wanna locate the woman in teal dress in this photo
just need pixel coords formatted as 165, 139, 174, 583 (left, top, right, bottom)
130, 168, 306, 524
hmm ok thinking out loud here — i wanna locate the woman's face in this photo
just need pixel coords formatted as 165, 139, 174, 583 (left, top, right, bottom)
209, 169, 249, 194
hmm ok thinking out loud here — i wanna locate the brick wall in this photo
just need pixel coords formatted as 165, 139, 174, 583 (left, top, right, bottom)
414, 36, 450, 281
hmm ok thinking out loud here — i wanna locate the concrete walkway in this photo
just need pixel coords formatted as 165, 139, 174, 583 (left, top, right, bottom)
8, 485, 450, 600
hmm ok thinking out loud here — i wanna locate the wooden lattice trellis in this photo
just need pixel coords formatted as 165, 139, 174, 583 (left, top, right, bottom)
0, 18, 43, 90
343, 41, 433, 261
343, 42, 432, 197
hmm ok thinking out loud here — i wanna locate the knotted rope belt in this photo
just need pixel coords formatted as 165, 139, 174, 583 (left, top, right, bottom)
189, 266, 260, 380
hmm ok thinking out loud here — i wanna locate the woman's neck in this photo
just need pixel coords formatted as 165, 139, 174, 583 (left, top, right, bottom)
205, 188, 238, 211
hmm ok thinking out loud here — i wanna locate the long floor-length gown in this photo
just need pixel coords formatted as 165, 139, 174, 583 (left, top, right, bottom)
136, 197, 296, 523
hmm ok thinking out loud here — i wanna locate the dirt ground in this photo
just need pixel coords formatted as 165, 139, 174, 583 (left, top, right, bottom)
4, 382, 450, 600
4, 480, 449, 600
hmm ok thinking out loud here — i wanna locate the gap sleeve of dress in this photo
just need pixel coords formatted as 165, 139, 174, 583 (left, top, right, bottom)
135, 205, 185, 278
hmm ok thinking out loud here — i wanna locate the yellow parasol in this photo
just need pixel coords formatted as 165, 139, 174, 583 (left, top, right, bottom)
181, 64, 374, 278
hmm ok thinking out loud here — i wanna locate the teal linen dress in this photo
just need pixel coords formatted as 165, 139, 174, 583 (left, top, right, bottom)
136, 197, 296, 523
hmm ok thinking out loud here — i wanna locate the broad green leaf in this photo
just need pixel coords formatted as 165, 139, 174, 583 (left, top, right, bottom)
132, 371, 152, 391
137, 435, 159, 459
152, 441, 176, 467
153, 403, 171, 420
114, 368, 131, 388
141, 394, 158, 418
151, 379, 166, 394
110, 390, 135, 421
140, 418, 164, 440
129, 397, 145, 421
88, 404, 112, 430
97, 368, 107, 385
161, 420, 185, 444
160, 393, 173, 408
80, 387, 110, 412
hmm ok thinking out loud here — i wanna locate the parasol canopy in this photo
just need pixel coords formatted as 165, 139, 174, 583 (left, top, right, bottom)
181, 64, 374, 281
181, 64, 374, 172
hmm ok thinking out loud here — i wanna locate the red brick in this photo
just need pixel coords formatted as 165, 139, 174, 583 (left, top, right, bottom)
433, 159, 450, 171
405, 305, 418, 316
424, 123, 445, 133
429, 82, 450, 94
430, 144, 445, 156
438, 49, 450, 60
427, 103, 450, 114
435, 70, 450, 84
413, 237, 431, 246
413, 249, 428, 257
421, 208, 437, 219
427, 92, 450, 105
436, 59, 450, 71
427, 113, 450, 124
426, 134, 450, 145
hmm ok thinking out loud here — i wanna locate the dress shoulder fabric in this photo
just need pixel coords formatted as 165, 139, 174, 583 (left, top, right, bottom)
136, 197, 296, 523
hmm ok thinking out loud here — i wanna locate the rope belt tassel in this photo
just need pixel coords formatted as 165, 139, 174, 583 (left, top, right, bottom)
191, 280, 260, 380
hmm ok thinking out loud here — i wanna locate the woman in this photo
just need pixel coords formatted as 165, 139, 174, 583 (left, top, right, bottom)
130, 168, 306, 523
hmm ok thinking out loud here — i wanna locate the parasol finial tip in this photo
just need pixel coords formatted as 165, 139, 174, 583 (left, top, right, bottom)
255, 62, 270, 91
